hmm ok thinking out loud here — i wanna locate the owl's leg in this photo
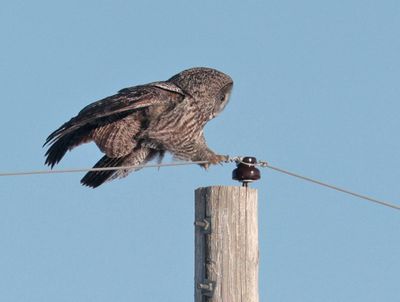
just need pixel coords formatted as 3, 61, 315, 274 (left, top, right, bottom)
196, 150, 228, 169
190, 138, 227, 169
169, 135, 227, 168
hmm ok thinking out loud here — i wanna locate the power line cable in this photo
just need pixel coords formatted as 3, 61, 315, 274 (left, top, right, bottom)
0, 161, 208, 177
0, 156, 399, 211
256, 160, 400, 211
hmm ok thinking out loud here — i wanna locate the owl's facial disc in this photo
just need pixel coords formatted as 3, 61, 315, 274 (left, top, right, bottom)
211, 83, 232, 119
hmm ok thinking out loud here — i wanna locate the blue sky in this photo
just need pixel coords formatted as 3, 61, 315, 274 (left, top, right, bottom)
1, 0, 400, 301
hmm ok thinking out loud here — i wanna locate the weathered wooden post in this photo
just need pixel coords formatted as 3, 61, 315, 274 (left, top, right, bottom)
194, 157, 260, 302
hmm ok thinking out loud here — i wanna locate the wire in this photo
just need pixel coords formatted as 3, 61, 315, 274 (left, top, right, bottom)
0, 156, 399, 211
0, 161, 208, 177
257, 161, 400, 211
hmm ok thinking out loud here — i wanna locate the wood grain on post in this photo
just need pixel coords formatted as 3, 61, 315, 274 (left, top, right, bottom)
195, 186, 259, 302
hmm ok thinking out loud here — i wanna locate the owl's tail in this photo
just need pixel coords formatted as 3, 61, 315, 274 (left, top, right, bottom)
43, 120, 94, 168
81, 147, 161, 188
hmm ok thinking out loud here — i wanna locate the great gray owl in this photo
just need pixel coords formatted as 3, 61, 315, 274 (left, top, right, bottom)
44, 67, 233, 188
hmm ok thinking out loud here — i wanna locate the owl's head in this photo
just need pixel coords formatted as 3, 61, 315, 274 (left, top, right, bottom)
168, 67, 233, 120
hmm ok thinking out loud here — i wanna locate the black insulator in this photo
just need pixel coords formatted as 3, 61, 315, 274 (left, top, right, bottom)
232, 157, 261, 186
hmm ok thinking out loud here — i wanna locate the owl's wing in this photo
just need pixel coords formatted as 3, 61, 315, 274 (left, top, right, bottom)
45, 82, 184, 145
44, 82, 185, 167
77, 82, 184, 123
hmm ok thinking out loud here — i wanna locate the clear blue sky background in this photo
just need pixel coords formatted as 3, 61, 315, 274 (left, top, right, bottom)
1, 1, 399, 301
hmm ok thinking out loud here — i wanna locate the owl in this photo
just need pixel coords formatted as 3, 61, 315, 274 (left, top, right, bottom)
44, 67, 233, 187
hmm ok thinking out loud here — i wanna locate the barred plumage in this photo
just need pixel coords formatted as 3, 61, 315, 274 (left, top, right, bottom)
44, 67, 233, 187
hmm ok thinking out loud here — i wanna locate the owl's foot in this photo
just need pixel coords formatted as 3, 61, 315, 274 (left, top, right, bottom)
200, 154, 229, 169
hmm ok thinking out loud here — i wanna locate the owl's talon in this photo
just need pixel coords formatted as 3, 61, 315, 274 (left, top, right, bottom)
201, 163, 210, 170
199, 154, 228, 169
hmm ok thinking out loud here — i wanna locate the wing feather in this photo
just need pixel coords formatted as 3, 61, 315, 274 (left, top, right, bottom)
44, 82, 185, 167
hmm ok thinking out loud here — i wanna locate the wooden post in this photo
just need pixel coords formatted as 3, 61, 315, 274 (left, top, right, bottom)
195, 186, 259, 302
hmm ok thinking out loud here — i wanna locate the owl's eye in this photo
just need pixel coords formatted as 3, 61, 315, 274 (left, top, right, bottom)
219, 83, 232, 103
